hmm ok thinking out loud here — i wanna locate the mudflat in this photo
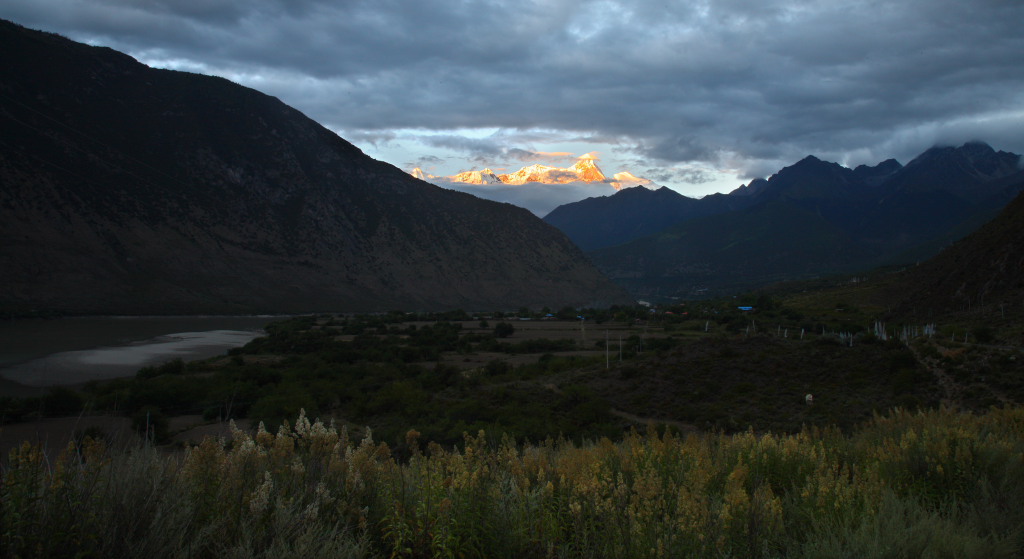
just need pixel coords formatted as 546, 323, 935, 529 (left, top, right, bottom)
1, 330, 264, 388
0, 316, 276, 394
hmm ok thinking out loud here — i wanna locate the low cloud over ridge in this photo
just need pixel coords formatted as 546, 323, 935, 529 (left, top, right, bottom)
5, 0, 1022, 202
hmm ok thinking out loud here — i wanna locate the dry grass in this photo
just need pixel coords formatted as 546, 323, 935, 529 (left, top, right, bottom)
3, 407, 1022, 558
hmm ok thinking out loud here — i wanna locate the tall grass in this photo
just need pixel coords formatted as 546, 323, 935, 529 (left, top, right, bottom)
3, 407, 1022, 558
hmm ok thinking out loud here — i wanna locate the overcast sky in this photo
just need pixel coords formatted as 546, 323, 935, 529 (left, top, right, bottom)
4, 0, 1023, 213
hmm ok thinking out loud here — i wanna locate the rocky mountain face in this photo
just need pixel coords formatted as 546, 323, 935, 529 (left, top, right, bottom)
422, 158, 610, 186
896, 187, 1024, 317
0, 20, 630, 314
546, 142, 1023, 299
495, 159, 607, 185
569, 158, 606, 183
448, 168, 503, 185
543, 186, 751, 252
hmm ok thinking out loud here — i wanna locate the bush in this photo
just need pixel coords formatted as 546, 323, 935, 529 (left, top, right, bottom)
484, 359, 511, 376
202, 406, 222, 422
42, 387, 84, 416
248, 387, 319, 429
136, 358, 185, 379
1, 408, 1022, 558
972, 326, 995, 344
131, 406, 169, 444
493, 322, 515, 338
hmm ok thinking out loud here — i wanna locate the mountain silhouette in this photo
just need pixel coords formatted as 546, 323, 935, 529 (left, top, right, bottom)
0, 20, 630, 314
547, 143, 1023, 299
896, 186, 1024, 317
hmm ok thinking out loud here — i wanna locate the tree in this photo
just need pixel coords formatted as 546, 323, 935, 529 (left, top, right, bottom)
494, 322, 515, 338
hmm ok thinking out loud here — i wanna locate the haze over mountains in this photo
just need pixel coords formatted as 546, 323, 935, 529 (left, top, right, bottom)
0, 20, 630, 314
545, 142, 1024, 300
414, 155, 658, 215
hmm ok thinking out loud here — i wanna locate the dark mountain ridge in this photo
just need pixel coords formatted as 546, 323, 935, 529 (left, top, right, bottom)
896, 187, 1024, 316
0, 20, 630, 314
549, 141, 1022, 300
541, 186, 751, 252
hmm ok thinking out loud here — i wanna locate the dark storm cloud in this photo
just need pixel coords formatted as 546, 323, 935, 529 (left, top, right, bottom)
5, 0, 1023, 176
342, 129, 397, 148
421, 135, 508, 161
408, 154, 445, 170
418, 135, 560, 167
640, 166, 716, 188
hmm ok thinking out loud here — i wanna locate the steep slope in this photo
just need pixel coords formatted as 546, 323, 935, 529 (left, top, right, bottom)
544, 187, 754, 251
448, 168, 503, 184
855, 143, 1024, 254
897, 186, 1024, 315
544, 155, 893, 253
576, 144, 1021, 299
570, 158, 606, 182
494, 160, 608, 185
591, 200, 870, 298
883, 142, 1020, 199
754, 155, 861, 202
544, 187, 699, 251
0, 20, 630, 314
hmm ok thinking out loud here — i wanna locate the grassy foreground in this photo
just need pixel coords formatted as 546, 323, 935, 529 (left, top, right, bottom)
3, 407, 1023, 558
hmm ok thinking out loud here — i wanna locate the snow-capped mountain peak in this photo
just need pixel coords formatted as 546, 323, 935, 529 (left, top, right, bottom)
570, 158, 607, 182
449, 168, 503, 184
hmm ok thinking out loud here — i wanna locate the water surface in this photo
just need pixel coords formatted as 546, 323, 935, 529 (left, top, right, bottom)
0, 316, 279, 388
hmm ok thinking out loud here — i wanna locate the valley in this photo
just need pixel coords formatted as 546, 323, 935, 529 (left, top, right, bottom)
1, 16, 1022, 559
4, 285, 1019, 452
2, 293, 1022, 558
0, 19, 629, 315
546, 145, 1024, 300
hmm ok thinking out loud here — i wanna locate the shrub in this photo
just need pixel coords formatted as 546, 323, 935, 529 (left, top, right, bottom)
1, 408, 1022, 558
484, 359, 511, 376
42, 387, 84, 416
248, 387, 319, 430
972, 326, 995, 344
493, 322, 515, 338
136, 357, 185, 379
131, 405, 169, 444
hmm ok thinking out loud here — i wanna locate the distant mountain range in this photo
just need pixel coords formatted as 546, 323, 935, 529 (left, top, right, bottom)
896, 183, 1024, 317
544, 142, 1024, 299
0, 20, 630, 314
411, 157, 660, 215
413, 156, 655, 190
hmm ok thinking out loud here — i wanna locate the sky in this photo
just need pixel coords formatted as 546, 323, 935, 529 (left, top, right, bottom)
4, 0, 1023, 215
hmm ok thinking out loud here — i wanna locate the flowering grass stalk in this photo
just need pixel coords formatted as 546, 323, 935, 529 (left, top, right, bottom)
2, 407, 1022, 558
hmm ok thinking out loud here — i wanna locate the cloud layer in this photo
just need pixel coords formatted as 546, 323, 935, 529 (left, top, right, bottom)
4, 0, 1023, 196
436, 179, 628, 217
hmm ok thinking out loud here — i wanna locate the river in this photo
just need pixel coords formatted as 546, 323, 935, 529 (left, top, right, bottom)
0, 316, 281, 393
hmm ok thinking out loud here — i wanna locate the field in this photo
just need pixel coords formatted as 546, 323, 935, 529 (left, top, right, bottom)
2, 407, 1023, 558
4, 295, 1021, 454
2, 298, 1023, 557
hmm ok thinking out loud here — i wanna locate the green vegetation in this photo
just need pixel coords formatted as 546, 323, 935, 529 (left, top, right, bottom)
2, 292, 1023, 557
2, 407, 1022, 558
20, 312, 642, 448
4, 294, 1020, 448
